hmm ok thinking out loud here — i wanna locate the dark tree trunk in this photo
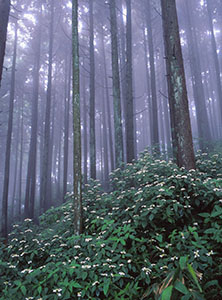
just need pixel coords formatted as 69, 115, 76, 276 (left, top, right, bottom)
63, 53, 71, 199
18, 100, 24, 220
89, 0, 96, 179
41, 0, 54, 212
161, 0, 195, 170
109, 0, 124, 168
72, 0, 82, 235
101, 69, 109, 189
82, 62, 88, 185
145, 0, 160, 151
1, 21, 18, 239
0, 0, 10, 86
101, 28, 115, 171
125, 0, 135, 163
24, 10, 42, 219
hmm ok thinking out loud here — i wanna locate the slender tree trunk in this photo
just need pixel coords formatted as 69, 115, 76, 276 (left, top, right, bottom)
109, 0, 124, 168
11, 110, 20, 219
82, 61, 88, 184
101, 69, 109, 189
41, 0, 54, 212
72, 0, 82, 235
63, 53, 71, 200
125, 0, 135, 163
161, 0, 195, 170
24, 10, 42, 219
206, 0, 222, 123
145, 0, 159, 151
142, 23, 152, 147
101, 28, 115, 171
18, 100, 24, 220
89, 0, 96, 179
0, 0, 10, 86
1, 21, 18, 239
185, 1, 212, 150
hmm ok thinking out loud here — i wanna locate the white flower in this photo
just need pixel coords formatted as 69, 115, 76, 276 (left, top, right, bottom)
194, 250, 200, 258
206, 250, 214, 256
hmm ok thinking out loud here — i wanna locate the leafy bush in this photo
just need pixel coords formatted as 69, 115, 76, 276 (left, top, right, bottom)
0, 150, 222, 299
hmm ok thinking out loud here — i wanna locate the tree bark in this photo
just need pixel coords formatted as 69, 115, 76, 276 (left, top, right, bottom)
184, 1, 212, 150
145, 0, 160, 151
41, 0, 54, 212
0, 0, 10, 86
72, 0, 82, 235
1, 20, 18, 239
161, 0, 195, 170
109, 0, 124, 168
125, 0, 135, 163
24, 8, 42, 219
89, 0, 96, 179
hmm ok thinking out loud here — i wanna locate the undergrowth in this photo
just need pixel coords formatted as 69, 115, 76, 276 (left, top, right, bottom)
0, 150, 222, 299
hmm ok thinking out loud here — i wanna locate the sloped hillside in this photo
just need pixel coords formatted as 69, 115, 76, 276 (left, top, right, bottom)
0, 151, 222, 300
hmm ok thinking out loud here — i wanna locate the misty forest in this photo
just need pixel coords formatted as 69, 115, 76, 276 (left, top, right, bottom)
0, 0, 222, 299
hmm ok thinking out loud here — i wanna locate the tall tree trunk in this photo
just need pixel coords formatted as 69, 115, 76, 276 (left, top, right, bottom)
11, 110, 20, 219
41, 0, 54, 212
101, 69, 109, 189
24, 9, 42, 219
89, 0, 96, 179
184, 1, 212, 150
109, 0, 124, 168
161, 0, 195, 170
82, 61, 88, 184
0, 0, 10, 86
72, 0, 82, 235
125, 0, 135, 163
1, 21, 18, 239
145, 0, 159, 151
63, 53, 71, 199
18, 100, 24, 220
142, 23, 152, 147
206, 0, 222, 124
101, 28, 115, 171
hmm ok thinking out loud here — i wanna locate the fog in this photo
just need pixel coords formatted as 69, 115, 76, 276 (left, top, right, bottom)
0, 0, 221, 227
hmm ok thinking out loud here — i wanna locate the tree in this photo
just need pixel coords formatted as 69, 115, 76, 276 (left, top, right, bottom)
184, 0, 212, 150
125, 0, 135, 163
109, 0, 124, 168
41, 0, 55, 213
89, 0, 96, 179
0, 0, 10, 86
1, 20, 18, 239
72, 0, 82, 235
24, 4, 42, 219
145, 0, 159, 151
161, 0, 195, 170
206, 0, 222, 123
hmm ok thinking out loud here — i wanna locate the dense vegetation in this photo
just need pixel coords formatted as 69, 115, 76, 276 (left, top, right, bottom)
0, 150, 222, 300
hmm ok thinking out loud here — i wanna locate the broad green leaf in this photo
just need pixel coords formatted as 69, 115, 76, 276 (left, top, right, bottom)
103, 280, 110, 296
21, 286, 27, 295
156, 234, 163, 243
187, 264, 202, 292
174, 280, 189, 295
71, 282, 82, 288
179, 256, 187, 270
161, 285, 173, 300
37, 286, 42, 294
81, 272, 87, 280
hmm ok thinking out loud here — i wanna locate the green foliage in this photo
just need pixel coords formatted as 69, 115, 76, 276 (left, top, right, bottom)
0, 150, 222, 299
